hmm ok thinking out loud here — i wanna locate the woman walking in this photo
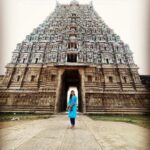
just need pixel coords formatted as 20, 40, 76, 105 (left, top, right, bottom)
67, 90, 77, 128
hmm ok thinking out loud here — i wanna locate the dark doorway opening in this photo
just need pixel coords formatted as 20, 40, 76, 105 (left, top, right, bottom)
67, 54, 77, 62
58, 70, 82, 112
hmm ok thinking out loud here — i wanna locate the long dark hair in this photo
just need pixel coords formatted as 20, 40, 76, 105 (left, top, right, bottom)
70, 90, 75, 100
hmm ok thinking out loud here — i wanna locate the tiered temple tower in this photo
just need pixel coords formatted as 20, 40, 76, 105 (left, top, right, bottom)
0, 0, 150, 114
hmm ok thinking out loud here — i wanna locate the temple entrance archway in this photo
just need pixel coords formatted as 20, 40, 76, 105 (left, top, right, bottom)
57, 69, 83, 112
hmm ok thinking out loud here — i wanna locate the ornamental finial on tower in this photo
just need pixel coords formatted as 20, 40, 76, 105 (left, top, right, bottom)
89, 0, 93, 8
70, 0, 79, 5
56, 0, 60, 7
89, 1, 93, 8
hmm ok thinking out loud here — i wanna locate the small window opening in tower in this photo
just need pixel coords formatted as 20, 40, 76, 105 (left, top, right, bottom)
17, 76, 20, 82
72, 13, 76, 17
71, 43, 74, 48
68, 42, 77, 49
87, 75, 92, 82
106, 58, 109, 64
35, 58, 38, 64
119, 59, 122, 64
109, 76, 113, 83
67, 54, 77, 62
117, 46, 119, 51
123, 77, 127, 83
31, 75, 35, 82
70, 27, 77, 31
23, 58, 26, 63
74, 43, 77, 49
95, 76, 98, 81
51, 75, 56, 81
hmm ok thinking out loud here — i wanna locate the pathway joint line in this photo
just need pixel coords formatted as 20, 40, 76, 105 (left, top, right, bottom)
81, 116, 103, 150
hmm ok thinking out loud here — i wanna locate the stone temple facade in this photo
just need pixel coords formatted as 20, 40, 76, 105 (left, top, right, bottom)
0, 0, 150, 114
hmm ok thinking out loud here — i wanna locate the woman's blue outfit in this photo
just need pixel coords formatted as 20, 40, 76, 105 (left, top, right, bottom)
68, 95, 77, 126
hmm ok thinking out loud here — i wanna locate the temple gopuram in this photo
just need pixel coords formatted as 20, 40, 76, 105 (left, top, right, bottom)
0, 0, 150, 114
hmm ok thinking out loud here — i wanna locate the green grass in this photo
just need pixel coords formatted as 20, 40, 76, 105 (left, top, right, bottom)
0, 112, 52, 121
87, 114, 150, 129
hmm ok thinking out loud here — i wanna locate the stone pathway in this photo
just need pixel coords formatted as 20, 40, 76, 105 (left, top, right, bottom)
0, 114, 150, 150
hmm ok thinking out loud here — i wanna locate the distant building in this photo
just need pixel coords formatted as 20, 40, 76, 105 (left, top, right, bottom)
0, 0, 150, 114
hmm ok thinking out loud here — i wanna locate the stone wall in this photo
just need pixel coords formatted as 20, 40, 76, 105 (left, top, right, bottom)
0, 92, 56, 113
85, 93, 150, 114
0, 65, 149, 114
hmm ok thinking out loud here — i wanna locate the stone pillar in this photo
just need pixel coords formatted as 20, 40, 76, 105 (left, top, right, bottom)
79, 68, 86, 113
54, 68, 65, 113
2, 64, 16, 89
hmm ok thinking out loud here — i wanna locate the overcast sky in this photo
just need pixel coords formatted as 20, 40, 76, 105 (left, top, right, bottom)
0, 0, 150, 75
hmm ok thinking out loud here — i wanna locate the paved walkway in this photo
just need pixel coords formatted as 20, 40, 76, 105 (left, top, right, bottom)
0, 114, 150, 150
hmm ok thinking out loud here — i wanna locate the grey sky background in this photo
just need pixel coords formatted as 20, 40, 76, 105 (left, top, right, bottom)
0, 0, 150, 75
